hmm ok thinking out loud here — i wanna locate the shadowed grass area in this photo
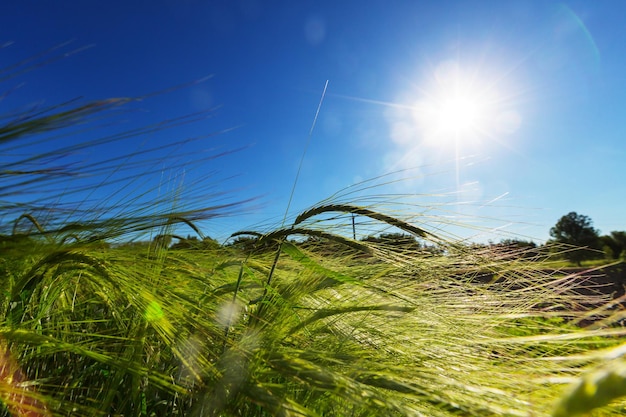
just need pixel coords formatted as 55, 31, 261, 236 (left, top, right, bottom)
2, 50, 626, 416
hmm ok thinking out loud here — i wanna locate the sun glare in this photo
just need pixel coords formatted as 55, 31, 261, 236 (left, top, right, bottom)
435, 94, 486, 135
385, 59, 522, 183
413, 62, 498, 142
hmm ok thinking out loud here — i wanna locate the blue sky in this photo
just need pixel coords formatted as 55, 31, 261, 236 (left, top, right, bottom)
2, 1, 625, 243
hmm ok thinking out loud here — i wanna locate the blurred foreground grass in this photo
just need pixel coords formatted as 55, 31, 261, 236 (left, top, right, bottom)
3, 224, 626, 416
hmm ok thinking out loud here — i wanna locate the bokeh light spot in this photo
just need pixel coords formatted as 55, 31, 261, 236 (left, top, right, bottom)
145, 300, 164, 322
304, 16, 326, 46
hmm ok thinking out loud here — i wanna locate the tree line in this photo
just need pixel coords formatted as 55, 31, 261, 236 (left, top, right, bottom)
547, 211, 625, 265
4, 211, 622, 266
83, 212, 626, 266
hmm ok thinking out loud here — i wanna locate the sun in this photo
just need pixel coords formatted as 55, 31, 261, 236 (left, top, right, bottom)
381, 59, 522, 164
409, 61, 503, 144
433, 93, 487, 136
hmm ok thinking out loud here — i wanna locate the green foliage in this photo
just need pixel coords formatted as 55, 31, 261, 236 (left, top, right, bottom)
170, 235, 221, 250
550, 212, 602, 265
362, 232, 422, 251
7, 205, 626, 416
601, 231, 626, 260
554, 349, 626, 417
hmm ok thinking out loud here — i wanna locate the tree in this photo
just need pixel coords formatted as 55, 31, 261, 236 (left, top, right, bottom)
549, 212, 601, 265
600, 231, 626, 259
170, 235, 221, 250
153, 233, 173, 249
362, 233, 421, 250
496, 239, 539, 259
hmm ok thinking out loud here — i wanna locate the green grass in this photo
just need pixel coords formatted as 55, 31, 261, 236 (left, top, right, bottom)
2, 55, 626, 416
3, 211, 626, 416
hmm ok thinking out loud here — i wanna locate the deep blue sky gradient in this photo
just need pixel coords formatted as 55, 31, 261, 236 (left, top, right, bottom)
2, 1, 625, 242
